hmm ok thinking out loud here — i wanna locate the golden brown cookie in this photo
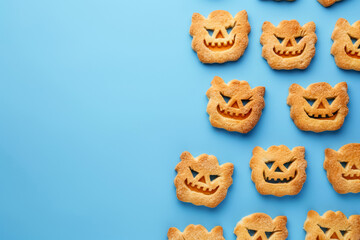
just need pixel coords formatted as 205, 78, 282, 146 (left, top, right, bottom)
250, 145, 307, 197
318, 0, 342, 7
324, 143, 360, 194
206, 76, 265, 134
174, 151, 234, 208
331, 18, 360, 71
287, 82, 349, 132
190, 10, 251, 64
304, 210, 360, 240
168, 225, 225, 240
260, 20, 317, 70
234, 213, 288, 240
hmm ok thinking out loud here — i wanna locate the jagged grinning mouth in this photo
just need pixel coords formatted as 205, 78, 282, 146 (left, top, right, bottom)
217, 105, 252, 120
342, 173, 360, 180
263, 171, 297, 184
305, 110, 338, 120
273, 44, 306, 58
185, 179, 219, 195
204, 35, 236, 52
345, 46, 360, 59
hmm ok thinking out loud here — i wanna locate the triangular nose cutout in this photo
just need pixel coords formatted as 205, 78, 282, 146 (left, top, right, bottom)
352, 164, 358, 170
216, 31, 224, 39
317, 102, 325, 109
275, 167, 282, 172
256, 237, 262, 240
198, 176, 206, 183
231, 101, 240, 108
286, 40, 293, 47
330, 232, 339, 239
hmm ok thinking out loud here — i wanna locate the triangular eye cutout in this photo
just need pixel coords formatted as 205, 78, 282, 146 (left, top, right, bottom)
327, 97, 335, 105
340, 230, 348, 236
275, 35, 284, 44
295, 37, 303, 43
221, 93, 231, 103
265, 231, 274, 238
226, 26, 233, 34
190, 168, 198, 178
284, 160, 294, 169
247, 229, 257, 236
206, 28, 214, 37
210, 175, 219, 181
242, 99, 251, 106
318, 225, 329, 234
339, 161, 348, 168
305, 98, 316, 106
266, 161, 275, 169
348, 34, 358, 45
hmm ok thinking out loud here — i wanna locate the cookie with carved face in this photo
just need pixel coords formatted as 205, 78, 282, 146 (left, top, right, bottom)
206, 76, 265, 134
260, 20, 317, 70
318, 0, 342, 7
287, 82, 349, 132
324, 143, 360, 194
168, 225, 225, 240
331, 18, 360, 71
304, 210, 360, 240
250, 145, 307, 197
190, 10, 251, 64
174, 151, 234, 208
234, 213, 288, 240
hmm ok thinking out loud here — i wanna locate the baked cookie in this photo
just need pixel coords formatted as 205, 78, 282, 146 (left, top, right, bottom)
318, 0, 342, 7
168, 225, 225, 240
331, 18, 360, 71
260, 20, 317, 70
304, 210, 360, 240
324, 143, 360, 194
206, 76, 265, 134
250, 145, 307, 197
287, 82, 349, 132
234, 213, 288, 240
174, 151, 234, 208
190, 10, 251, 64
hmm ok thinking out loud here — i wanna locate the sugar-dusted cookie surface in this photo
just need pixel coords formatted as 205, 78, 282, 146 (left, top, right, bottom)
324, 143, 360, 194
250, 145, 307, 197
287, 82, 349, 133
168, 224, 225, 240
174, 151, 234, 208
206, 76, 265, 134
304, 210, 360, 240
234, 213, 288, 240
190, 10, 251, 64
318, 0, 342, 7
331, 18, 360, 71
260, 20, 317, 70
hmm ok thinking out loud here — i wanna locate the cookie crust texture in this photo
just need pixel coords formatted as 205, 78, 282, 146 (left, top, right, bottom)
318, 0, 342, 7
168, 225, 225, 240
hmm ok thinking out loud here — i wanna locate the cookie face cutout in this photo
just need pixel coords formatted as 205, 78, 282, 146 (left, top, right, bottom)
304, 210, 360, 240
190, 10, 251, 64
318, 0, 342, 7
206, 76, 265, 134
287, 82, 349, 132
260, 20, 317, 70
324, 143, 360, 194
234, 213, 288, 240
168, 225, 225, 240
331, 18, 360, 71
174, 151, 234, 208
250, 145, 307, 197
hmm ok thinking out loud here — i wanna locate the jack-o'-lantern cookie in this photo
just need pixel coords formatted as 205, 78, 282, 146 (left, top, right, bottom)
287, 82, 349, 132
331, 18, 360, 71
304, 210, 360, 240
190, 10, 251, 64
318, 0, 342, 7
260, 20, 317, 70
206, 76, 265, 134
324, 143, 360, 194
174, 151, 234, 208
168, 225, 225, 240
234, 213, 288, 240
250, 145, 307, 197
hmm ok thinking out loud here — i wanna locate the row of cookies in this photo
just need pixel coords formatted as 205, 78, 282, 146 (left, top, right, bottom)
191, 10, 360, 71
176, 144, 359, 208
168, 211, 360, 239
207, 76, 349, 134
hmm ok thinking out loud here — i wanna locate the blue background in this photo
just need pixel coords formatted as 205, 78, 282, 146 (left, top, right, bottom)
0, 0, 359, 239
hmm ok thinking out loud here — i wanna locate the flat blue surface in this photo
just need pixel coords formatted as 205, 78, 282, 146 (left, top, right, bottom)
0, 0, 360, 239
